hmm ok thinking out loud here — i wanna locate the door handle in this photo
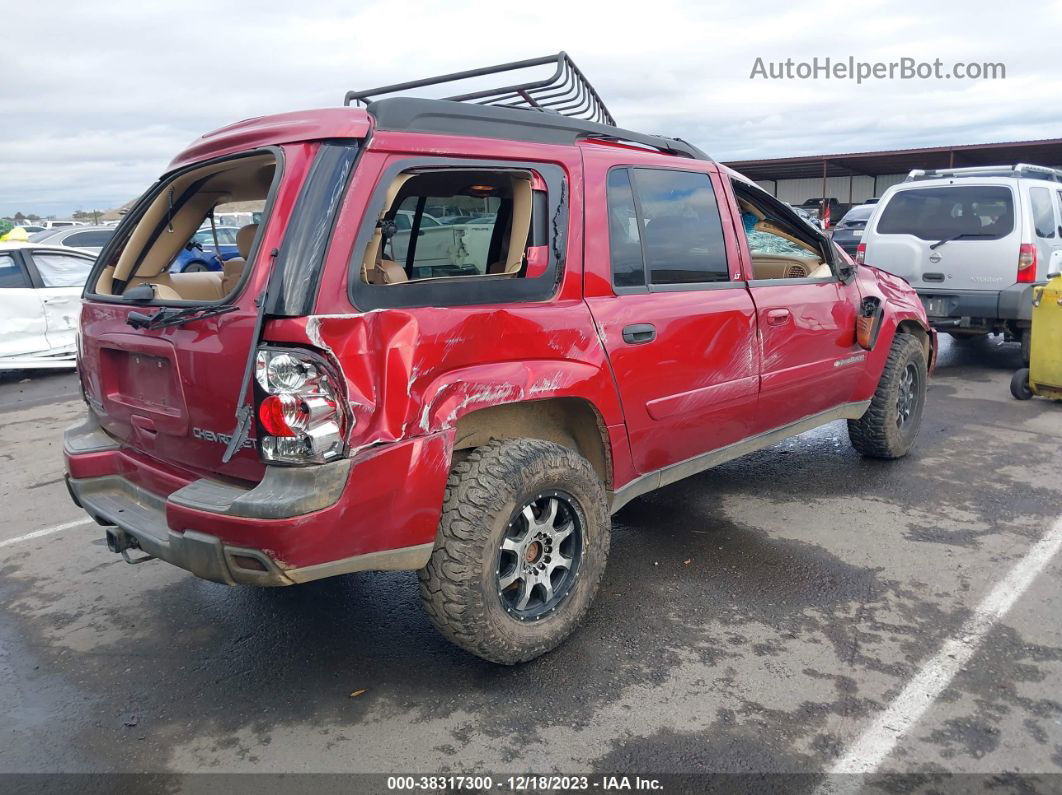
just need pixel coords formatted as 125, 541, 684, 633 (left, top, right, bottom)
766, 309, 791, 326
622, 323, 656, 344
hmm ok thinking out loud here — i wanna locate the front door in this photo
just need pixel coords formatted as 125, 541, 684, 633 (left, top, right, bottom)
0, 250, 49, 364
724, 179, 864, 432
583, 156, 759, 475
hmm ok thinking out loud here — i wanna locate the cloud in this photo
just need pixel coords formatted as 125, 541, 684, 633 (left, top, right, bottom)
3, 0, 1059, 216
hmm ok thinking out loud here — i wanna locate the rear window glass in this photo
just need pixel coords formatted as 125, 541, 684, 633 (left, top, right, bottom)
841, 205, 875, 223
1029, 187, 1056, 239
633, 169, 729, 285
877, 186, 1014, 240
63, 230, 113, 248
607, 169, 645, 288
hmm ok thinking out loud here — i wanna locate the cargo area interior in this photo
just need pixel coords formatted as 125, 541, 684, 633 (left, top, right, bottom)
361, 169, 537, 285
732, 181, 833, 280
91, 153, 276, 302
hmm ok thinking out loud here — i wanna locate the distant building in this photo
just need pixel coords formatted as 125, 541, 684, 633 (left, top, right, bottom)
723, 138, 1062, 207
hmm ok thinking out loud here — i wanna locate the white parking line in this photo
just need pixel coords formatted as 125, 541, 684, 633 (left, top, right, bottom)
0, 518, 95, 549
817, 515, 1062, 791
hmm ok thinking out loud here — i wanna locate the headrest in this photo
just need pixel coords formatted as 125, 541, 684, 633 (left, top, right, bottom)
236, 224, 258, 259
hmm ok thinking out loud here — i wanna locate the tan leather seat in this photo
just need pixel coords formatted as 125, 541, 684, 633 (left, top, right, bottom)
373, 259, 408, 284
220, 223, 258, 293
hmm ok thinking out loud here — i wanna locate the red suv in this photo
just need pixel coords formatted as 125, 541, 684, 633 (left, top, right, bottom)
64, 55, 935, 663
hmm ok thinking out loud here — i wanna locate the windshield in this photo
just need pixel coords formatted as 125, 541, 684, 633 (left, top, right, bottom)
877, 185, 1014, 241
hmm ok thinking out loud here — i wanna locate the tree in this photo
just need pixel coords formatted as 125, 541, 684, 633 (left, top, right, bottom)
13, 212, 25, 222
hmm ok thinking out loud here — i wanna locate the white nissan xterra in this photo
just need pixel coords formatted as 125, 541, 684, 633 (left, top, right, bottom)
858, 164, 1062, 360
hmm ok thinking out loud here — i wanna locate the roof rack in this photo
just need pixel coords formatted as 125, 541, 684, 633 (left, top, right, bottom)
905, 163, 1062, 182
344, 52, 616, 126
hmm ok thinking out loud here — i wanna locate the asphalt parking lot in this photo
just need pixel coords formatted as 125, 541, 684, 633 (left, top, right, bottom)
1, 336, 1060, 791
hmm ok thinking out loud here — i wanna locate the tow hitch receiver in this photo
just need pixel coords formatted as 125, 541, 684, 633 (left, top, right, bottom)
105, 527, 155, 565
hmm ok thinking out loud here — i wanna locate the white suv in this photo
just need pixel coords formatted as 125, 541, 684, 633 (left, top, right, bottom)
858, 164, 1062, 359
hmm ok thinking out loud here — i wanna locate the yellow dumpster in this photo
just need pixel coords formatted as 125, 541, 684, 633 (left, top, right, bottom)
1011, 272, 1062, 400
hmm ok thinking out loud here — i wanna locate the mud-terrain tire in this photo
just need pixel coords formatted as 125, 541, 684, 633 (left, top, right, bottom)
847, 333, 928, 459
418, 438, 610, 664
1010, 368, 1034, 400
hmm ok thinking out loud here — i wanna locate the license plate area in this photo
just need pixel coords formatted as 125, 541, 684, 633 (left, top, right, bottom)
97, 340, 189, 436
922, 296, 951, 317
103, 350, 180, 413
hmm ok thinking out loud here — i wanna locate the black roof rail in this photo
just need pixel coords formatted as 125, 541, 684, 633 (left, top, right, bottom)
345, 52, 616, 126
365, 97, 712, 161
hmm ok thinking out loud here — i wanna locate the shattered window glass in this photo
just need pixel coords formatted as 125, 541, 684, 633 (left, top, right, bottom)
746, 230, 811, 257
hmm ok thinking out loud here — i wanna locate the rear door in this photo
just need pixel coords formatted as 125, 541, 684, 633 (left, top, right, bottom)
1028, 185, 1062, 277
864, 182, 1018, 293
26, 249, 95, 355
0, 250, 49, 364
583, 153, 759, 475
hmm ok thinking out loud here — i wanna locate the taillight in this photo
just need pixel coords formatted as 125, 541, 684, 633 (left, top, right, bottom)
254, 349, 348, 464
855, 243, 866, 264
1017, 244, 1037, 283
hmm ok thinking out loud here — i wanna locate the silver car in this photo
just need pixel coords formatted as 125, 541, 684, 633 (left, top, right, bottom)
859, 164, 1062, 359
28, 225, 116, 255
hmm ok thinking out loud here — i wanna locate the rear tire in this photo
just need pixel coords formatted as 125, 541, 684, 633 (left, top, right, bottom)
848, 334, 928, 459
1020, 329, 1031, 365
182, 261, 209, 273
418, 438, 610, 665
1010, 368, 1034, 400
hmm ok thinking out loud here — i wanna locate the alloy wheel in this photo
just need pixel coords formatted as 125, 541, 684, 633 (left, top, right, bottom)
496, 491, 583, 621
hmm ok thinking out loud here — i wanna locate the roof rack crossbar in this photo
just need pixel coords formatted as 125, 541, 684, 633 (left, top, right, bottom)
345, 52, 616, 126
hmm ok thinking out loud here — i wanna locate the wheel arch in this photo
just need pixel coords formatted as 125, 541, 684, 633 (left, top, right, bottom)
895, 317, 935, 371
453, 397, 613, 488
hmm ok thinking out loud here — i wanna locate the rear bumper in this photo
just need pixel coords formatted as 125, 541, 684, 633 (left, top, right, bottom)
63, 414, 449, 586
917, 284, 1039, 327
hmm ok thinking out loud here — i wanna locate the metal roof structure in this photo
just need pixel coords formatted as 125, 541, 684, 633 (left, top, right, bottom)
723, 138, 1062, 181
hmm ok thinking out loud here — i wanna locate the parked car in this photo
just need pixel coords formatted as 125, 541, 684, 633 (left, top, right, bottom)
858, 163, 1062, 357
0, 242, 95, 369
798, 197, 852, 228
16, 224, 46, 234
187, 226, 242, 261
63, 54, 935, 665
832, 204, 877, 256
790, 205, 824, 230
41, 220, 88, 229
29, 224, 116, 254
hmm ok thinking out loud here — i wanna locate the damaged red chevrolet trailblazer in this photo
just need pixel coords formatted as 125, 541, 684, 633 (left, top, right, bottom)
64, 54, 935, 663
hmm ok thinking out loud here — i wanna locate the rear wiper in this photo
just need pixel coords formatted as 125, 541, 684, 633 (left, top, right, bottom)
929, 232, 994, 250
126, 304, 238, 330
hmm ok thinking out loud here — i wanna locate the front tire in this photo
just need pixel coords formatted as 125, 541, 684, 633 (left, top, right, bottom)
1010, 368, 1034, 400
848, 334, 928, 459
182, 261, 209, 273
418, 438, 610, 664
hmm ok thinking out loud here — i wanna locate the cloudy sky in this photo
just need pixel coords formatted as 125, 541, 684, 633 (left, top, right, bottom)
4, 0, 1062, 217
